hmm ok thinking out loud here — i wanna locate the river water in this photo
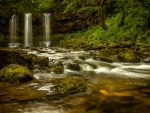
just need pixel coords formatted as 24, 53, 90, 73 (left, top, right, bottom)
1, 47, 150, 113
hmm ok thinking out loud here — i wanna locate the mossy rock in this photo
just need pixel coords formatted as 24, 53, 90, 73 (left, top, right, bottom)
0, 49, 35, 70
0, 49, 49, 70
94, 56, 118, 63
51, 77, 87, 94
54, 61, 64, 68
99, 48, 123, 56
34, 56, 49, 67
0, 64, 34, 82
53, 66, 64, 74
117, 50, 141, 63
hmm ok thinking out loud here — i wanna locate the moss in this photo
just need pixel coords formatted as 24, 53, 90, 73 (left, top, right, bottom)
0, 64, 34, 82
97, 56, 118, 63
117, 49, 141, 63
34, 56, 49, 67
0, 49, 35, 70
54, 61, 64, 68
51, 77, 87, 94
53, 66, 64, 74
0, 48, 49, 70
99, 48, 122, 56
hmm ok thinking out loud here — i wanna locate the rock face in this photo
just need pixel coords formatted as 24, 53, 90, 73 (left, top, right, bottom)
52, 12, 99, 34
0, 64, 33, 82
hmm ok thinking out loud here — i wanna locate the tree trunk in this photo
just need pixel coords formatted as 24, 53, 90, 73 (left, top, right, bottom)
147, 10, 150, 27
120, 6, 125, 25
100, 0, 108, 30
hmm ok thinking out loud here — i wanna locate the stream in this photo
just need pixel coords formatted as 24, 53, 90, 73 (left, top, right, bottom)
1, 47, 150, 113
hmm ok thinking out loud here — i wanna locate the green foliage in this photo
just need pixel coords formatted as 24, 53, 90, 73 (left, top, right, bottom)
62, 0, 99, 13
57, 4, 150, 48
35, 0, 54, 12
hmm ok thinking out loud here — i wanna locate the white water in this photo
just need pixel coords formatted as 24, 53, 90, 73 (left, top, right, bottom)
28, 48, 150, 79
42, 13, 51, 47
24, 13, 32, 47
9, 15, 20, 47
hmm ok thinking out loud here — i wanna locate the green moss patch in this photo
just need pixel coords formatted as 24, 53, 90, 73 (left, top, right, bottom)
0, 64, 34, 82
51, 77, 87, 94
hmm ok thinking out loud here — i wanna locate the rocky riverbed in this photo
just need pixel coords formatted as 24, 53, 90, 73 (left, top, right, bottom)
1, 47, 150, 113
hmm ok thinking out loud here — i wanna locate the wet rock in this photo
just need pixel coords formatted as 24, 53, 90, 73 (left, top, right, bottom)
66, 63, 81, 71
78, 56, 85, 60
51, 77, 87, 94
94, 56, 118, 63
0, 48, 51, 70
34, 56, 49, 67
0, 49, 35, 70
99, 48, 123, 55
53, 66, 64, 74
143, 57, 150, 63
0, 64, 34, 82
117, 49, 141, 63
55, 61, 64, 67
41, 67, 52, 73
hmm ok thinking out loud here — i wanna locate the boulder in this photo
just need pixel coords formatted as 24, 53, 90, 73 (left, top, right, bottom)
99, 48, 123, 56
0, 48, 49, 70
51, 77, 87, 94
53, 66, 64, 74
93, 56, 118, 63
0, 49, 35, 70
66, 63, 81, 71
0, 64, 34, 82
117, 50, 141, 63
34, 56, 49, 67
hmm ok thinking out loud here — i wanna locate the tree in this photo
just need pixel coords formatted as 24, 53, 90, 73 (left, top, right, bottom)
100, 0, 107, 29
62, 0, 109, 29
139, 0, 150, 27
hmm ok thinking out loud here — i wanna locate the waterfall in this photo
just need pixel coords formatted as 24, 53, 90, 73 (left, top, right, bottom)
9, 15, 19, 47
43, 13, 51, 47
24, 13, 32, 47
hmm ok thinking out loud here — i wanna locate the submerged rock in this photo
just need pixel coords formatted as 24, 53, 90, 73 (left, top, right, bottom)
0, 64, 34, 82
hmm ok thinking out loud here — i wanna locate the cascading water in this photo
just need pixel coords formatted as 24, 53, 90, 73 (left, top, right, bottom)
9, 15, 19, 47
40, 13, 51, 47
24, 13, 32, 47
